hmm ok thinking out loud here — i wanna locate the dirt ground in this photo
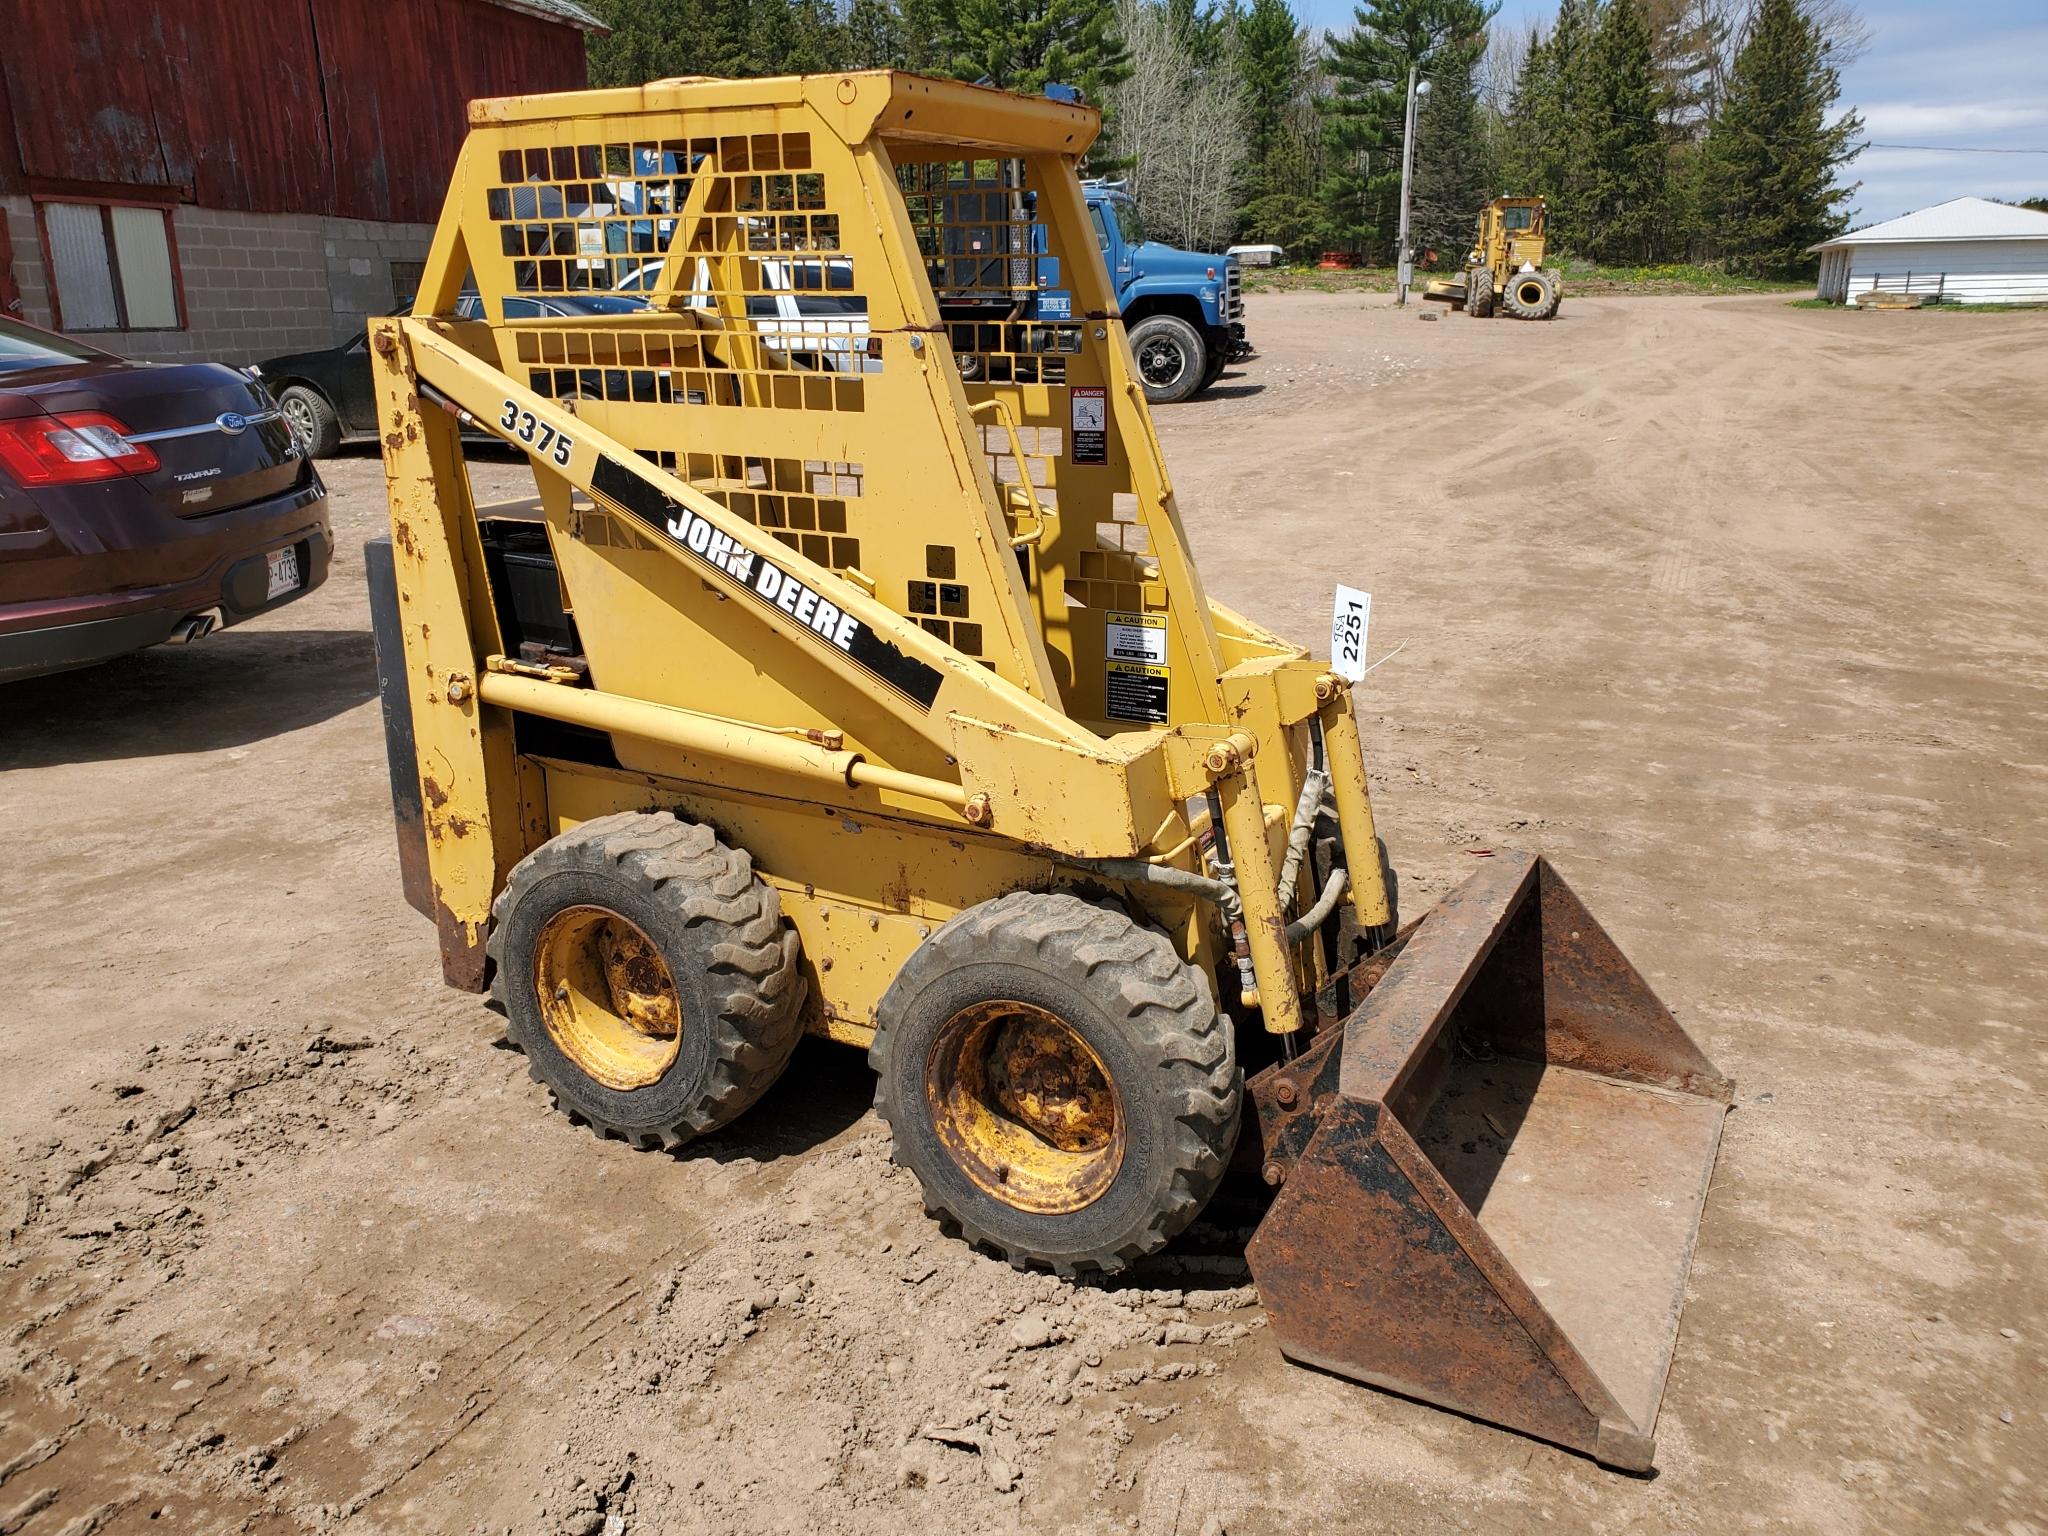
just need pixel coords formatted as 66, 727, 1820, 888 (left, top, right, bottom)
3, 292, 2044, 1536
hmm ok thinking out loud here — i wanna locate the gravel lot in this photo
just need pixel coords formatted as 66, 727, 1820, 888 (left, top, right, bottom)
2, 292, 2043, 1536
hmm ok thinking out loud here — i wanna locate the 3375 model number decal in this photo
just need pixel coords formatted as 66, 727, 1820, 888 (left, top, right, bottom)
499, 398, 573, 466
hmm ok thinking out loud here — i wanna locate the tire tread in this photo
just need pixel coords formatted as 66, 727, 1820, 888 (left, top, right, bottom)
487, 812, 805, 1147
870, 891, 1238, 1276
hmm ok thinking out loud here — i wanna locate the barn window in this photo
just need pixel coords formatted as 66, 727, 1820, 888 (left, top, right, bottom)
38, 200, 183, 332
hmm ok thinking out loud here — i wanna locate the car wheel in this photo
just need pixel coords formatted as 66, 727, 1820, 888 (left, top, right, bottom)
1127, 315, 1207, 406
278, 385, 341, 458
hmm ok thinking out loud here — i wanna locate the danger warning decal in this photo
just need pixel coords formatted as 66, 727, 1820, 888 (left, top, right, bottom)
591, 455, 944, 711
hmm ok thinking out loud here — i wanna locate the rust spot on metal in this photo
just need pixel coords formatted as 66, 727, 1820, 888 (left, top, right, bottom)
434, 899, 489, 993
421, 776, 449, 809
384, 430, 405, 453
1243, 853, 1731, 1472
881, 864, 914, 914
924, 999, 1123, 1215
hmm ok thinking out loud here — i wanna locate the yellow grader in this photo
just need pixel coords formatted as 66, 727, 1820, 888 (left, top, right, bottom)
367, 73, 1727, 1470
1425, 196, 1563, 319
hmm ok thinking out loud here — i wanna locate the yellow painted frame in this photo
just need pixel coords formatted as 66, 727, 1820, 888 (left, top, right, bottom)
374, 71, 1391, 1039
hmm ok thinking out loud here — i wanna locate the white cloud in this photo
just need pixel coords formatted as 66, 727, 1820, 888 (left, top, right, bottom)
1859, 101, 2048, 140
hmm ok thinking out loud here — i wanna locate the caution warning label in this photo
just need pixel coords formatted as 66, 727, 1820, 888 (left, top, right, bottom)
1104, 611, 1169, 722
1105, 610, 1166, 666
1106, 661, 1169, 723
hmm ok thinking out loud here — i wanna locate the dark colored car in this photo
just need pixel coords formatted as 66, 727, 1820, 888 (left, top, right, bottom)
257, 292, 652, 456
0, 319, 331, 683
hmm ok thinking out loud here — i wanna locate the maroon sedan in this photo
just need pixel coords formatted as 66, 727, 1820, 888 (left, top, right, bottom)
0, 318, 331, 682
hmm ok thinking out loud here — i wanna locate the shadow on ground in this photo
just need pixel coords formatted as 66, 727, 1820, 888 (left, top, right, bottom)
0, 627, 376, 768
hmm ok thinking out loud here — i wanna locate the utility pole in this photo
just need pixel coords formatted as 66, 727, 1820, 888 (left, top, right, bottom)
1395, 67, 1430, 305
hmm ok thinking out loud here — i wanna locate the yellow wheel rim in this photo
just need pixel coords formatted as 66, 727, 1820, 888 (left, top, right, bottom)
1517, 279, 1547, 309
533, 905, 682, 1091
925, 1000, 1124, 1215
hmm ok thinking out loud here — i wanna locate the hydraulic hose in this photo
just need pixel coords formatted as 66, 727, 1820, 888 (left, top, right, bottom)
1284, 865, 1350, 946
1274, 759, 1331, 907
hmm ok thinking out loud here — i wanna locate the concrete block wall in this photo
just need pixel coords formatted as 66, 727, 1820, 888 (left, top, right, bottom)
3, 196, 49, 327
1, 197, 435, 366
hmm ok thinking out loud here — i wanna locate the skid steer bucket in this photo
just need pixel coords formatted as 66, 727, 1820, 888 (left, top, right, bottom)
1245, 852, 1732, 1471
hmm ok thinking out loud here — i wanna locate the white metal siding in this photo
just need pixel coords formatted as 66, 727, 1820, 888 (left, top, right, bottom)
42, 202, 120, 330
1817, 247, 1850, 301
1840, 238, 2048, 304
109, 206, 179, 329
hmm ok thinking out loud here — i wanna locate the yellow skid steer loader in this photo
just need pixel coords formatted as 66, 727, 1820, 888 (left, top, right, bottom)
366, 72, 1729, 1470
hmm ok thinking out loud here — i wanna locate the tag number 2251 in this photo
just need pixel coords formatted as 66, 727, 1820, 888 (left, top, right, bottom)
498, 398, 573, 466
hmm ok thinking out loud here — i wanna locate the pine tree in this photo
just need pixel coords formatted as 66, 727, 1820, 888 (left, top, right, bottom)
1501, 0, 1593, 245
897, 0, 951, 71
844, 0, 908, 68
1410, 53, 1491, 266
1235, 0, 1309, 235
1643, 0, 1725, 136
936, 0, 1130, 100
1318, 0, 1497, 259
1702, 0, 1862, 275
1577, 0, 1667, 262
1643, 0, 1729, 257
1238, 0, 1298, 165
748, 0, 850, 73
586, 0, 758, 83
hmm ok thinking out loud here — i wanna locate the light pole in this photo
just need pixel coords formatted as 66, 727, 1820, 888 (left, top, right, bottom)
1395, 67, 1430, 306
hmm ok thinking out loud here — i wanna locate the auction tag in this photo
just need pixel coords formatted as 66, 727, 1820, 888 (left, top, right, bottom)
1330, 585, 1371, 682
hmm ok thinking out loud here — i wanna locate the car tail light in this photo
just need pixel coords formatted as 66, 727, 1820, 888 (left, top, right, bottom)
0, 411, 160, 485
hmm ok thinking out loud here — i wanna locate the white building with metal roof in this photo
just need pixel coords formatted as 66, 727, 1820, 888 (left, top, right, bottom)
1812, 197, 2048, 305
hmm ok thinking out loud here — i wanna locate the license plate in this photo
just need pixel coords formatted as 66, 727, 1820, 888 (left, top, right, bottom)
266, 545, 301, 600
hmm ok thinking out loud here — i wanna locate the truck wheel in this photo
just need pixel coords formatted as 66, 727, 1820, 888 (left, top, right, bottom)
488, 812, 805, 1148
1197, 343, 1229, 393
1127, 315, 1208, 405
871, 892, 1240, 1275
277, 385, 341, 457
1466, 268, 1495, 319
1504, 268, 1560, 320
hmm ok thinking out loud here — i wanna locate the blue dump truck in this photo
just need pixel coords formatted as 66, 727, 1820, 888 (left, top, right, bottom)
1080, 180, 1250, 403
911, 165, 1250, 405
595, 149, 1250, 404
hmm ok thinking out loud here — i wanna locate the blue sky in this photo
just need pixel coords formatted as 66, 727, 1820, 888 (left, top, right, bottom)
1290, 0, 2048, 226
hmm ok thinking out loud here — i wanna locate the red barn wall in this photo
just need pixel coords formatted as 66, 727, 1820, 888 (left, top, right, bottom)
0, 0, 587, 223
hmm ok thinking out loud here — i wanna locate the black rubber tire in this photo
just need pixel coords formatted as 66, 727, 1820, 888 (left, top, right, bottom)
1504, 267, 1561, 321
488, 812, 805, 1148
1466, 267, 1495, 319
277, 384, 341, 458
1197, 342, 1229, 394
1127, 314, 1208, 405
870, 891, 1240, 1275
